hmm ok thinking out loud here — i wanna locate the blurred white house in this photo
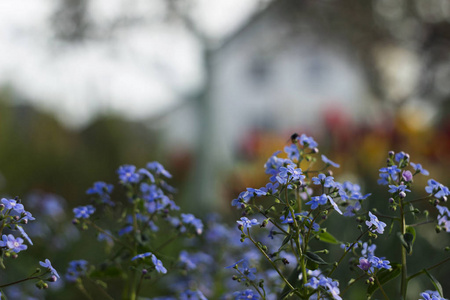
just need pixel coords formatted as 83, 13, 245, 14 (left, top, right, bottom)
152, 0, 384, 209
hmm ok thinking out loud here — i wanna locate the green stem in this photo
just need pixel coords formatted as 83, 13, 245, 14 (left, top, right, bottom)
374, 274, 390, 300
408, 220, 434, 227
0, 276, 41, 288
236, 268, 265, 299
403, 195, 432, 205
246, 229, 299, 296
155, 234, 179, 252
407, 256, 450, 281
86, 220, 133, 251
399, 200, 407, 300
341, 274, 365, 295
328, 228, 370, 277
87, 278, 115, 300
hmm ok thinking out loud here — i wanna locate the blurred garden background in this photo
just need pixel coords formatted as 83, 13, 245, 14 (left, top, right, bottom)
1, 0, 450, 299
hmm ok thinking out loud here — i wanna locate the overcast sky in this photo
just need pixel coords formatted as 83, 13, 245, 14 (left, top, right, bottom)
0, 0, 261, 128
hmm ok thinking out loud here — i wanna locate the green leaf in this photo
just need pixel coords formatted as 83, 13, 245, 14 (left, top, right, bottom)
317, 231, 340, 244
398, 228, 415, 254
367, 263, 401, 297
424, 269, 443, 297
279, 233, 293, 251
305, 251, 329, 265
405, 226, 416, 244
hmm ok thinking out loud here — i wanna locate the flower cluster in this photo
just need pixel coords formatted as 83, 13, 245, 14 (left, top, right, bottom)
66, 161, 205, 299
225, 137, 449, 300
0, 197, 58, 297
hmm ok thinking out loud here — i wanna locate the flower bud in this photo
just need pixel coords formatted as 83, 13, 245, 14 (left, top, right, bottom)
312, 147, 319, 154
326, 170, 333, 176
389, 198, 394, 204
402, 171, 413, 182
388, 151, 394, 158
48, 275, 58, 282
399, 191, 406, 199
142, 269, 148, 275
258, 280, 264, 288
435, 225, 441, 233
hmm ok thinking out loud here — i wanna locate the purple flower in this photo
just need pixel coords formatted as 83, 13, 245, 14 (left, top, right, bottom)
436, 205, 450, 217
132, 252, 153, 261
232, 289, 261, 299
312, 174, 335, 188
322, 155, 340, 168
86, 181, 113, 196
438, 215, 450, 232
361, 242, 376, 258
181, 213, 203, 235
366, 212, 386, 234
426, 179, 450, 199
151, 254, 167, 274
357, 257, 371, 271
402, 170, 413, 182
299, 134, 318, 149
117, 165, 140, 184
138, 168, 155, 182
276, 164, 305, 186
0, 234, 28, 253
306, 194, 329, 209
410, 162, 429, 176
329, 197, 343, 215
358, 256, 391, 274
388, 184, 411, 194
146, 161, 172, 178
394, 151, 409, 163
237, 217, 259, 229
118, 225, 133, 236
280, 212, 302, 224
40, 259, 60, 278
16, 225, 33, 245
420, 290, 448, 300
379, 165, 401, 182
284, 144, 300, 161
86, 181, 114, 205
370, 256, 391, 270
73, 205, 95, 219
1, 198, 25, 214
226, 259, 257, 281
305, 275, 342, 300
343, 201, 361, 217
66, 260, 88, 282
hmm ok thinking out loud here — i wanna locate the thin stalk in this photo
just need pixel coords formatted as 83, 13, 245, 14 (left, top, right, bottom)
246, 229, 300, 296
155, 234, 179, 252
403, 196, 432, 205
407, 220, 434, 227
341, 273, 365, 295
0, 276, 41, 288
407, 256, 450, 281
86, 220, 133, 251
87, 278, 115, 300
328, 228, 370, 277
399, 200, 407, 300
236, 268, 265, 299
374, 274, 390, 300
